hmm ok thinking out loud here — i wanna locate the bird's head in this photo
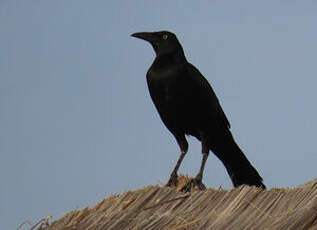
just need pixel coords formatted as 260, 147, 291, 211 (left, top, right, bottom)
131, 31, 184, 57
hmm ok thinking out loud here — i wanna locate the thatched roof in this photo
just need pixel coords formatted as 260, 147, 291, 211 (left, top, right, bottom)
43, 176, 317, 230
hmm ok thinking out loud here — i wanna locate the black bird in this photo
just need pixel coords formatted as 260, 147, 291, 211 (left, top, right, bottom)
131, 31, 265, 191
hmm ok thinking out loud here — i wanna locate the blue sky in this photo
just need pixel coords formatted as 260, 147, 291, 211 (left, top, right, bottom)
1, 1, 316, 229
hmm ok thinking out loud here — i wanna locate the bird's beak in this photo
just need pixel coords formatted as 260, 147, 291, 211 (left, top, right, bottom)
131, 32, 156, 43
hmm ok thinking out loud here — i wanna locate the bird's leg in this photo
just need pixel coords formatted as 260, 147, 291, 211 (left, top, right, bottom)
181, 153, 208, 192
181, 135, 209, 192
166, 135, 188, 187
194, 151, 209, 187
166, 151, 186, 187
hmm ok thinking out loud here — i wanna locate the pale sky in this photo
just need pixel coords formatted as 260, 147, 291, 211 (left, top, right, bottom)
1, 1, 316, 229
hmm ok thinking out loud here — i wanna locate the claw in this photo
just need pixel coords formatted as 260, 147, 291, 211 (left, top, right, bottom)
180, 178, 206, 192
166, 173, 178, 187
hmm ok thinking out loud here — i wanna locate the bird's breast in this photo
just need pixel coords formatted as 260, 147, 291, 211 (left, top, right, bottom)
146, 67, 210, 135
147, 69, 183, 104
147, 69, 194, 121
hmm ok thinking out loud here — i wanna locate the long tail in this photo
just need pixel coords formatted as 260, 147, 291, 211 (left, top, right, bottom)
210, 132, 266, 189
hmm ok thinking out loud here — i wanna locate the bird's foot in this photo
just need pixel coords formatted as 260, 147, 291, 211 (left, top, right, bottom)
180, 178, 206, 192
166, 173, 178, 187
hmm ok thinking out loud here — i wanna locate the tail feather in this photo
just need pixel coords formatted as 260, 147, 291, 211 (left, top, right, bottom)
210, 133, 266, 189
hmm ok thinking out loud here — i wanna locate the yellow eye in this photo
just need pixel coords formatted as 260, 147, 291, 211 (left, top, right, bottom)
163, 34, 168, 40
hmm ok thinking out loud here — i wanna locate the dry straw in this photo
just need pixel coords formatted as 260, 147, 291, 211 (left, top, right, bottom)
40, 176, 317, 230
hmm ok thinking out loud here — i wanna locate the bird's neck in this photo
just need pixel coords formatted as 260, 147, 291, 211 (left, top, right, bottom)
152, 51, 187, 70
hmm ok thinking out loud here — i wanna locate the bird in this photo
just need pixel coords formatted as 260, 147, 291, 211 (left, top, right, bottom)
131, 31, 265, 191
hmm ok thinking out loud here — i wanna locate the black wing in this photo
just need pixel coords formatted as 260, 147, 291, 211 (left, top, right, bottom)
186, 63, 231, 129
